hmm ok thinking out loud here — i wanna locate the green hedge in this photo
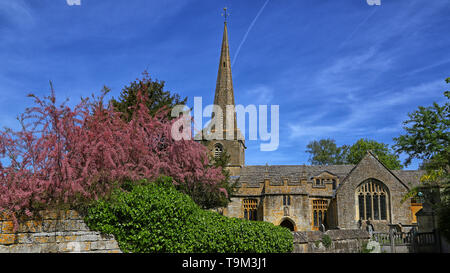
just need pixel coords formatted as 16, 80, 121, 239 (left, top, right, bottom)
84, 176, 293, 253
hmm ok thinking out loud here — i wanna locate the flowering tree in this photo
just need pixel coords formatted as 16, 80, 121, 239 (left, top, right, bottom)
0, 82, 224, 226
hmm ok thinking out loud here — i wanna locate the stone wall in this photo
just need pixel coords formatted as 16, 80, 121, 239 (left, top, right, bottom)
292, 229, 370, 253
0, 210, 121, 253
335, 153, 412, 232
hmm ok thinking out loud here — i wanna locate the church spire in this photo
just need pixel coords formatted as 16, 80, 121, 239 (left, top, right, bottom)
202, 9, 246, 177
212, 8, 237, 136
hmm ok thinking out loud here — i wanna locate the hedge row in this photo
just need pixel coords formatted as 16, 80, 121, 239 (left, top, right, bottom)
84, 176, 293, 253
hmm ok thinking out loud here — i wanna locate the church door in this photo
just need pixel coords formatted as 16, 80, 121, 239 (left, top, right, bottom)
280, 219, 295, 231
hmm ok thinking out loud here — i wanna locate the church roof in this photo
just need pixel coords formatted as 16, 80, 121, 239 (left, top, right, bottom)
231, 164, 423, 190
392, 170, 425, 189
233, 164, 354, 188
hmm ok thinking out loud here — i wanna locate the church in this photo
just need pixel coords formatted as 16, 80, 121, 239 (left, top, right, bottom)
200, 16, 423, 233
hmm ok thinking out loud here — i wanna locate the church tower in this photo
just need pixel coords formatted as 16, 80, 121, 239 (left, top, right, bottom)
202, 9, 246, 176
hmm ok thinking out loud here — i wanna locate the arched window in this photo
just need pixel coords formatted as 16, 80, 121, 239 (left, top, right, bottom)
214, 143, 223, 159
356, 179, 389, 221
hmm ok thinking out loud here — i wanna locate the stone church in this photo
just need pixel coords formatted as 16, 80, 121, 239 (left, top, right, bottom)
200, 19, 423, 233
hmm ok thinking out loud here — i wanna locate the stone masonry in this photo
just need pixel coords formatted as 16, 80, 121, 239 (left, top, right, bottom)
292, 229, 370, 253
0, 210, 121, 253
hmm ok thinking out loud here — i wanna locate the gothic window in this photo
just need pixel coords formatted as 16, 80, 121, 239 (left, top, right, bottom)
312, 199, 328, 230
214, 143, 223, 159
365, 194, 372, 220
313, 211, 318, 227
380, 194, 387, 220
356, 179, 389, 221
243, 199, 258, 221
373, 194, 379, 220
332, 179, 337, 190
358, 194, 365, 220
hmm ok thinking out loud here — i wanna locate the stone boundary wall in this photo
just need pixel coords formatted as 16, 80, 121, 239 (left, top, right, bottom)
293, 229, 370, 253
0, 210, 121, 253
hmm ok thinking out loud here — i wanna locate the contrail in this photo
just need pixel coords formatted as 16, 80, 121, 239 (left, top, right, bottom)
231, 0, 270, 68
339, 7, 379, 50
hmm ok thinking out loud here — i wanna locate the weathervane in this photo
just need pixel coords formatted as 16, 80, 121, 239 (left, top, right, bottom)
222, 7, 230, 23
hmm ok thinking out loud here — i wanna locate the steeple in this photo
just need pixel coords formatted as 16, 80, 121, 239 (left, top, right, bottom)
201, 9, 245, 177
212, 13, 238, 137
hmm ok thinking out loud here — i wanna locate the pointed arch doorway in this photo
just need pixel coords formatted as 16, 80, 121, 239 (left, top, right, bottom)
279, 218, 296, 231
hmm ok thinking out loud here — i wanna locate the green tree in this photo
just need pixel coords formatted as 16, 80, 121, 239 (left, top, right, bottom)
393, 79, 449, 171
305, 138, 349, 165
305, 138, 401, 169
394, 78, 450, 239
347, 138, 403, 170
110, 71, 187, 121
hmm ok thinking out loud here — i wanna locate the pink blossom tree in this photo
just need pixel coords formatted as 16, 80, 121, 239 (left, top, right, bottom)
0, 82, 224, 226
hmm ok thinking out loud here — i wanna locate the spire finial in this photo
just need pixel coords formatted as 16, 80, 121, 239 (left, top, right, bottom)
222, 7, 230, 23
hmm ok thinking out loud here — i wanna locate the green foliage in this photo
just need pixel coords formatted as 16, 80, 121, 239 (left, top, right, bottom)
111, 71, 187, 121
314, 240, 321, 248
84, 176, 293, 253
393, 78, 450, 240
321, 234, 332, 248
393, 85, 449, 169
361, 241, 371, 253
347, 139, 403, 170
306, 138, 402, 169
306, 138, 349, 165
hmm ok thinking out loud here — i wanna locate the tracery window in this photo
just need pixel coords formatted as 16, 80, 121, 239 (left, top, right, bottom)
356, 179, 389, 221
243, 199, 258, 221
214, 143, 223, 159
312, 199, 328, 230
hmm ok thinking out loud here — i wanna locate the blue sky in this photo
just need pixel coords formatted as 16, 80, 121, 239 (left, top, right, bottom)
1, 0, 449, 170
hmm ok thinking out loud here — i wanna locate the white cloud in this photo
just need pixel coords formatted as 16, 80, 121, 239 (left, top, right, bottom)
324, 47, 391, 75
401, 59, 450, 77
286, 78, 446, 140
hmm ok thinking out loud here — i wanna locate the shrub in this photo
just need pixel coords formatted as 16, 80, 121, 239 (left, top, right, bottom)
321, 234, 332, 248
84, 177, 293, 253
361, 241, 371, 253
